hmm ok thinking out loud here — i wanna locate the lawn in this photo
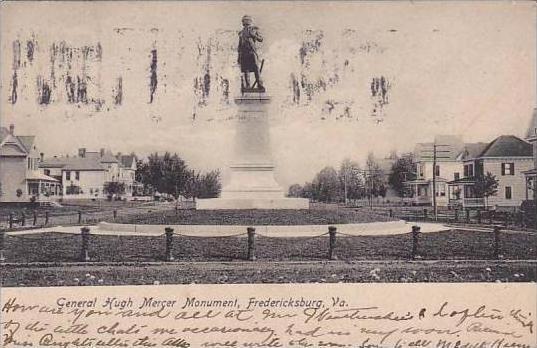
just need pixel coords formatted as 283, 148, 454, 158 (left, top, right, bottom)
1, 260, 535, 287
114, 205, 395, 225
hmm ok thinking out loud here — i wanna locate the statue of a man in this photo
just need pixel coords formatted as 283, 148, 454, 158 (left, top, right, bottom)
238, 15, 264, 91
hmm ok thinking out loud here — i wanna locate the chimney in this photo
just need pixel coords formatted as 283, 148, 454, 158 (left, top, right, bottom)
117, 152, 122, 158
40, 152, 44, 162
78, 148, 86, 158
9, 124, 14, 135
100, 148, 105, 157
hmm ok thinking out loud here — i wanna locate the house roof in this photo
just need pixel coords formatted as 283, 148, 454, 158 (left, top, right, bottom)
0, 127, 35, 154
40, 156, 106, 171
26, 172, 59, 182
478, 135, 533, 158
457, 143, 489, 161
415, 135, 465, 161
118, 154, 136, 168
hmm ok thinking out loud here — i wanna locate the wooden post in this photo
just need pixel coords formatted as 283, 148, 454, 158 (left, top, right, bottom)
328, 226, 337, 260
423, 208, 428, 220
80, 227, 91, 262
113, 210, 118, 221
454, 209, 459, 222
466, 209, 470, 224
9, 213, 13, 229
0, 230, 5, 263
164, 227, 174, 261
411, 225, 421, 260
493, 226, 502, 259
45, 211, 49, 226
389, 209, 393, 218
78, 211, 82, 224
247, 227, 256, 261
477, 210, 481, 224
489, 211, 494, 225
20, 212, 25, 226
33, 211, 37, 226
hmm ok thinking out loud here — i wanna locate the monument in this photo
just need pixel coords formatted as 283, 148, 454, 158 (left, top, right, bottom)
197, 16, 309, 210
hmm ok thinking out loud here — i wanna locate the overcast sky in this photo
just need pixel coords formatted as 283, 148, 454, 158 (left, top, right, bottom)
1, 1, 535, 187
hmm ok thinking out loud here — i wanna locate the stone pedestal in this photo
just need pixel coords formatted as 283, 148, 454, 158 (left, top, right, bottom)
197, 92, 309, 210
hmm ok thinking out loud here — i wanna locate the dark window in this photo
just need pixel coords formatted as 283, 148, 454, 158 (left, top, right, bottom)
505, 186, 512, 200
435, 165, 440, 177
464, 164, 474, 177
75, 171, 80, 180
501, 163, 515, 176
66, 171, 71, 181
454, 172, 460, 180
44, 169, 50, 176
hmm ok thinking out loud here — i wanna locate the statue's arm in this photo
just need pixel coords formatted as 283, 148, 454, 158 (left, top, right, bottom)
251, 27, 263, 42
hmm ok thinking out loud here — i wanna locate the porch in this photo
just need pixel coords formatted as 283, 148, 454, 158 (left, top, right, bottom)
447, 177, 486, 209
403, 179, 431, 206
26, 172, 61, 202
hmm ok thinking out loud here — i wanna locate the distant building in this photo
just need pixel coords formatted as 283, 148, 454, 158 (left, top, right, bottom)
40, 148, 139, 200
0, 124, 59, 203
448, 135, 533, 209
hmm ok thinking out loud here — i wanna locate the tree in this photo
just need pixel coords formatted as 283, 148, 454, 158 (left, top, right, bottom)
338, 158, 364, 203
136, 152, 191, 198
288, 184, 303, 198
474, 172, 499, 207
365, 152, 386, 200
104, 181, 126, 199
389, 153, 416, 197
312, 166, 340, 203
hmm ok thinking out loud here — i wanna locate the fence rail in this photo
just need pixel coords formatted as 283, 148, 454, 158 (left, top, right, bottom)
0, 224, 519, 264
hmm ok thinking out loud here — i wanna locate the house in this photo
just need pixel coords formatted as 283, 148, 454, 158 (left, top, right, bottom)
39, 148, 139, 200
403, 135, 485, 207
523, 108, 537, 201
448, 135, 534, 209
0, 124, 59, 203
117, 154, 142, 196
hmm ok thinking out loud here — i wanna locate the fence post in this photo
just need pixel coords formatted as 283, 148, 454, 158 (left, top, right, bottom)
454, 209, 459, 222
45, 211, 49, 226
20, 212, 25, 226
489, 211, 494, 225
466, 209, 470, 224
113, 210, 118, 221
247, 227, 256, 261
328, 226, 337, 260
477, 210, 481, 224
33, 211, 37, 226
389, 209, 393, 218
80, 227, 91, 262
164, 227, 174, 261
78, 211, 82, 224
493, 226, 502, 259
411, 225, 421, 260
9, 213, 13, 229
423, 209, 428, 220
0, 230, 5, 263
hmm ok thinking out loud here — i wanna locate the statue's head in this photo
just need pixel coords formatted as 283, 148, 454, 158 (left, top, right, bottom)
242, 15, 253, 26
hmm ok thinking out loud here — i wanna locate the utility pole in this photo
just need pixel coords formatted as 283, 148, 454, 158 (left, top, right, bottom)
421, 144, 450, 221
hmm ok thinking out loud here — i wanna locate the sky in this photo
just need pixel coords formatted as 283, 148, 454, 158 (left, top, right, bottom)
1, 1, 535, 187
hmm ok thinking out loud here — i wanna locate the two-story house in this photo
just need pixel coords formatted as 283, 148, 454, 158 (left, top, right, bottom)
0, 124, 59, 203
404, 135, 482, 207
448, 135, 533, 209
40, 148, 138, 200
117, 154, 141, 196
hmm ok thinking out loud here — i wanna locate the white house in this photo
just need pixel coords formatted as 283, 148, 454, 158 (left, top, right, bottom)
40, 148, 138, 200
0, 124, 59, 203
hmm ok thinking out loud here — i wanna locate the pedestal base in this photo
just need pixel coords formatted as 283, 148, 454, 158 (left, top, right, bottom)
196, 197, 310, 210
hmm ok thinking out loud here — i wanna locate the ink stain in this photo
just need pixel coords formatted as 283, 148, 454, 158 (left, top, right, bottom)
149, 49, 158, 103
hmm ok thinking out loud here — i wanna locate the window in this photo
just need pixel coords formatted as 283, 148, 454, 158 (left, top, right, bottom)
65, 171, 71, 181
437, 183, 446, 196
505, 186, 512, 200
44, 169, 50, 176
27, 158, 31, 169
75, 171, 80, 180
454, 172, 460, 180
435, 165, 440, 177
464, 164, 474, 177
501, 163, 515, 176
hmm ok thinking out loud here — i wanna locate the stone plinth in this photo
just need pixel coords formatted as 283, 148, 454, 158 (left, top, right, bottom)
197, 92, 309, 210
